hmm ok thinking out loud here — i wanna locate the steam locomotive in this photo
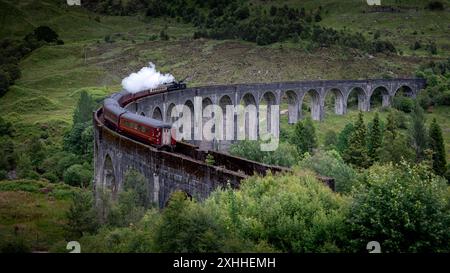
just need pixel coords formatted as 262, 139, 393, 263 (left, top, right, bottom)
103, 80, 187, 148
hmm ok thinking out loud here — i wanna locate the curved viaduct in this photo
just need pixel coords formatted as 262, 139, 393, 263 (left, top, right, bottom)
94, 78, 425, 207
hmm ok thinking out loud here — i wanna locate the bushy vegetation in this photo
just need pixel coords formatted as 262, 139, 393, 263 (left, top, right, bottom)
0, 90, 96, 186
57, 160, 450, 253
230, 140, 299, 167
348, 162, 450, 253
298, 150, 359, 193
416, 59, 450, 109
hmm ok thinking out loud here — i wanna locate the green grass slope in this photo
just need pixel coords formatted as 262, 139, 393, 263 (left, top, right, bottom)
0, 180, 81, 251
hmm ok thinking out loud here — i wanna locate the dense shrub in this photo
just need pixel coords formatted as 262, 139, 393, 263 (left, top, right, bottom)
63, 164, 92, 187
25, 26, 59, 43
298, 150, 359, 193
348, 162, 450, 252
416, 59, 450, 107
65, 191, 99, 238
207, 171, 349, 252
392, 96, 414, 113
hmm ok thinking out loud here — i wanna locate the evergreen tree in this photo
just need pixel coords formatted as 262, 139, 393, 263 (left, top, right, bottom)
65, 91, 96, 159
429, 118, 447, 176
343, 112, 369, 168
336, 123, 354, 154
385, 110, 397, 140
65, 191, 98, 238
72, 91, 96, 125
367, 113, 382, 163
291, 117, 317, 156
379, 111, 414, 164
410, 102, 428, 162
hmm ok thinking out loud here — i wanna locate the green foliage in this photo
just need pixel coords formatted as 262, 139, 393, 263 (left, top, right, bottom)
367, 113, 382, 163
107, 190, 146, 228
42, 151, 81, 181
98, 170, 150, 228
79, 225, 155, 253
72, 91, 96, 125
393, 96, 414, 113
299, 150, 359, 194
379, 111, 415, 164
28, 135, 46, 172
291, 117, 317, 156
207, 172, 349, 252
153, 191, 225, 252
63, 164, 92, 187
205, 154, 215, 166
336, 123, 354, 154
16, 153, 36, 179
416, 59, 450, 108
64, 122, 93, 161
65, 191, 98, 239
0, 136, 16, 172
429, 119, 447, 176
122, 169, 150, 209
409, 103, 428, 162
343, 112, 369, 168
64, 91, 96, 163
323, 130, 338, 150
230, 140, 300, 167
348, 162, 450, 252
25, 26, 59, 44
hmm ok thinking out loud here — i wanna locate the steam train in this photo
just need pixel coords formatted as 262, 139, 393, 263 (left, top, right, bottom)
103, 81, 187, 148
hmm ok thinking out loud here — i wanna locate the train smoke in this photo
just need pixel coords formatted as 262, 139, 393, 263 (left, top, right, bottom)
122, 62, 175, 93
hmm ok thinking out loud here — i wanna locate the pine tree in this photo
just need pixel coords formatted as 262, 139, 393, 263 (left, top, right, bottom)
291, 117, 317, 155
385, 110, 397, 140
429, 118, 447, 176
410, 102, 428, 162
343, 112, 369, 168
367, 113, 382, 163
337, 123, 354, 154
379, 111, 414, 164
73, 91, 96, 125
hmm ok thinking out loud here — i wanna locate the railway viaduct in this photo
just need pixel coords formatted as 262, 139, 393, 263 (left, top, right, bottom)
94, 78, 426, 207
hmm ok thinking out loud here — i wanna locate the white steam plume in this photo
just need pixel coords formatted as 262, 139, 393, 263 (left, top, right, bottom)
122, 62, 175, 93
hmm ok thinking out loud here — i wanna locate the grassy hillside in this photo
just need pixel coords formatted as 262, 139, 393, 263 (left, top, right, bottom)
257, 0, 450, 57
0, 180, 81, 251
